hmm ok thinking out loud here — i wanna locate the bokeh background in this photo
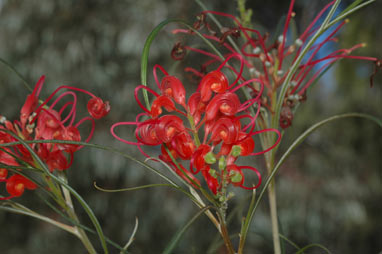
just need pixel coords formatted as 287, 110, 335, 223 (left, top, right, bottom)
0, 0, 381, 253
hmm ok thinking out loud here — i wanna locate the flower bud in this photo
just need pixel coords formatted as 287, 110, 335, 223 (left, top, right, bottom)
218, 156, 226, 170
231, 145, 242, 157
204, 152, 216, 164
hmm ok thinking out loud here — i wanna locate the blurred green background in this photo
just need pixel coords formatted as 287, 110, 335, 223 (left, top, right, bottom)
0, 0, 380, 253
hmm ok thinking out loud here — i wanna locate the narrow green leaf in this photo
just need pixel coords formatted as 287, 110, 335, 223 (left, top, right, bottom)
163, 206, 212, 254
279, 234, 302, 252
0, 139, 179, 187
94, 182, 175, 192
0, 130, 109, 254
341, 0, 363, 14
140, 17, 226, 111
141, 18, 179, 110
295, 243, 332, 254
241, 113, 381, 251
121, 217, 139, 253
0, 57, 32, 92
330, 0, 375, 26
238, 188, 256, 253
0, 204, 76, 235
279, 217, 286, 254
270, 14, 287, 44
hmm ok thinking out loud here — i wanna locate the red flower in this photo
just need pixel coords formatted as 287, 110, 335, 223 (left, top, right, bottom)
155, 115, 185, 143
160, 75, 186, 106
5, 174, 37, 198
150, 95, 175, 118
136, 119, 161, 146
205, 92, 240, 121
199, 70, 228, 102
190, 144, 211, 174
201, 166, 219, 195
87, 97, 110, 119
0, 168, 8, 181
210, 117, 241, 145
171, 131, 196, 160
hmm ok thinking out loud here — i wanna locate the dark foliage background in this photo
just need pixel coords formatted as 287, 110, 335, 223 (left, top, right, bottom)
0, 0, 380, 253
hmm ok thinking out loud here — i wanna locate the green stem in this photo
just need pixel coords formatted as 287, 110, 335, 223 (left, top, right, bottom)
187, 113, 201, 146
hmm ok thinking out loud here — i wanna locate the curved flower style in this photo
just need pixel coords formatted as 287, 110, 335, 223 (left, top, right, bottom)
171, 1, 378, 129
0, 76, 110, 200
111, 58, 280, 196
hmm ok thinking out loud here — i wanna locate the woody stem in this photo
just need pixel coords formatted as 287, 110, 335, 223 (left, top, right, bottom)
267, 88, 281, 254
58, 172, 97, 254
266, 155, 281, 254
217, 210, 235, 254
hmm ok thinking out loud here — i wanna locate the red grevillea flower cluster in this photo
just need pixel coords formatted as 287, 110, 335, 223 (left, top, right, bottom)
0, 76, 110, 200
171, 0, 379, 129
111, 58, 280, 195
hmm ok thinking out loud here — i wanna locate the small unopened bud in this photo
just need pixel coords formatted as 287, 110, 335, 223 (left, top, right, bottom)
230, 171, 243, 183
295, 38, 303, 47
209, 168, 218, 178
26, 123, 35, 134
231, 145, 242, 157
277, 70, 284, 76
0, 116, 6, 124
252, 47, 261, 54
278, 35, 284, 43
218, 156, 226, 170
28, 112, 37, 123
265, 61, 272, 67
254, 70, 261, 77
227, 192, 235, 200
259, 53, 266, 62
204, 152, 216, 164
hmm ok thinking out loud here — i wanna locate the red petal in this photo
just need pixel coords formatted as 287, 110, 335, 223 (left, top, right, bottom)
160, 76, 186, 106
200, 70, 228, 102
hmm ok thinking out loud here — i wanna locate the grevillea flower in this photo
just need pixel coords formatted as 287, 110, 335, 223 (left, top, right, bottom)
171, 1, 378, 129
0, 76, 109, 199
87, 97, 110, 119
111, 56, 281, 196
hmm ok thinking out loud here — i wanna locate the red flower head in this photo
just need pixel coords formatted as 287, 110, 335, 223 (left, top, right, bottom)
0, 75, 109, 199
87, 97, 110, 119
112, 63, 280, 196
